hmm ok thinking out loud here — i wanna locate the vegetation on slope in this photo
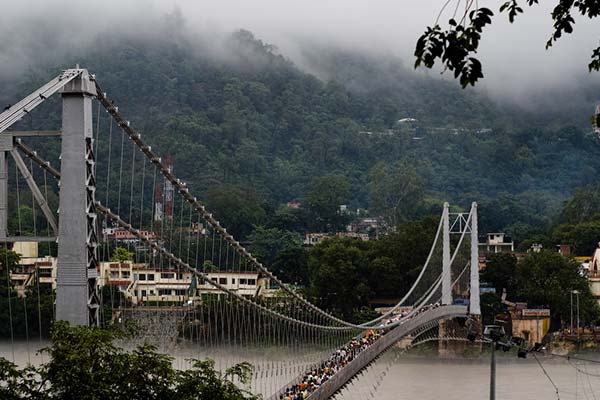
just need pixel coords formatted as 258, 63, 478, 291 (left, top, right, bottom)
3, 27, 600, 240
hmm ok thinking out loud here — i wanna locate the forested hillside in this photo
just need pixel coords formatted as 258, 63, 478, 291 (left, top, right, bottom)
3, 28, 600, 239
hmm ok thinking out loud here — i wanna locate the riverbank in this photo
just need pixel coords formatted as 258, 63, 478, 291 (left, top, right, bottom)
397, 340, 600, 362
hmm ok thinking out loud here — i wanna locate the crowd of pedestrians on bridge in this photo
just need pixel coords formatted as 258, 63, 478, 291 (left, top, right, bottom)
278, 302, 441, 400
278, 329, 380, 399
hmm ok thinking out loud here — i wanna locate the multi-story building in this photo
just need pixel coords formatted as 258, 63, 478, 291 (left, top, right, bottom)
102, 227, 156, 244
304, 233, 329, 246
8, 242, 57, 295
99, 261, 273, 305
336, 232, 369, 241
346, 217, 382, 238
304, 231, 370, 246
7, 241, 272, 305
347, 218, 380, 233
479, 233, 514, 254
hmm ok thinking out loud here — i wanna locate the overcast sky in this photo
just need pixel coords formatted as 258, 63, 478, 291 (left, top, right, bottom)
1, 0, 599, 101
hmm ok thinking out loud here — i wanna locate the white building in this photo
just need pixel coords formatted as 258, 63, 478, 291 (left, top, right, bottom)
304, 233, 330, 246
8, 242, 57, 295
99, 261, 272, 305
336, 232, 369, 241
479, 233, 514, 254
102, 227, 156, 244
7, 242, 272, 305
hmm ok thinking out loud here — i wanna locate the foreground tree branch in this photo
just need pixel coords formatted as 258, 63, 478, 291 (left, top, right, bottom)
415, 0, 600, 87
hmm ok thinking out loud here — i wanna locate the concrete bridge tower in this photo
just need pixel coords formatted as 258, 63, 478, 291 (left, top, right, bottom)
55, 70, 100, 326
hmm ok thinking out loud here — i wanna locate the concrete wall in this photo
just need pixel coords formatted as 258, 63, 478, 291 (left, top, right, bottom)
512, 318, 550, 346
12, 242, 38, 259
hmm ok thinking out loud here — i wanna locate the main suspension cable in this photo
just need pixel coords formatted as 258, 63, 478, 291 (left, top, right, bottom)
93, 80, 453, 330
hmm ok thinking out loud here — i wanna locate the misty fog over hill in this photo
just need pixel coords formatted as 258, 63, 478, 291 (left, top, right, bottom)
2, 15, 600, 238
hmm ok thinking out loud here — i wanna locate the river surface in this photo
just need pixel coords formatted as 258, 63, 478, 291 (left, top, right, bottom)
335, 355, 600, 400
2, 341, 600, 399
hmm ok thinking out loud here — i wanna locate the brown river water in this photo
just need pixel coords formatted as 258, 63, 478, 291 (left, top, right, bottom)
2, 341, 600, 399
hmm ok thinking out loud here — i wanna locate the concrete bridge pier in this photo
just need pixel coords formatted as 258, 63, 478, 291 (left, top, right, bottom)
439, 319, 469, 358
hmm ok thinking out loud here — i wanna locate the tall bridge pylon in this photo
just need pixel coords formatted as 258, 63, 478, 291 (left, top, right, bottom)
0, 68, 100, 326
442, 201, 480, 314
55, 70, 100, 326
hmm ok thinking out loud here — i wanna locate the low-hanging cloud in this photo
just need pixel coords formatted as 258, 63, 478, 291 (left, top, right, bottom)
1, 0, 599, 107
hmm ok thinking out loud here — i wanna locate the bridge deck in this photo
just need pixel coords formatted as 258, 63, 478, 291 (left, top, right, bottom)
270, 305, 468, 400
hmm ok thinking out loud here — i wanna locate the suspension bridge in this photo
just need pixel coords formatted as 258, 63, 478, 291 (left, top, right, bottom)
0, 68, 483, 399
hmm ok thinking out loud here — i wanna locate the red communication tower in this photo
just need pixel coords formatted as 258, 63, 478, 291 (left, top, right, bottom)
153, 182, 163, 222
164, 155, 174, 218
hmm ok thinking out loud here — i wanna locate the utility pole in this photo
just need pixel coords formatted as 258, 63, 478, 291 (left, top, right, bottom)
576, 290, 580, 338
571, 290, 574, 335
475, 325, 530, 400
483, 325, 505, 400
572, 289, 581, 337
490, 341, 496, 400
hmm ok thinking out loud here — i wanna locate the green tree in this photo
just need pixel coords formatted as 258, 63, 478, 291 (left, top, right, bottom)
0, 247, 20, 292
517, 233, 553, 253
477, 193, 553, 239
307, 175, 351, 232
560, 184, 600, 224
369, 161, 424, 228
415, 1, 600, 87
308, 237, 371, 318
0, 321, 260, 400
269, 205, 309, 233
480, 292, 505, 325
110, 247, 134, 262
272, 247, 309, 286
203, 260, 218, 272
0, 357, 39, 399
515, 251, 599, 323
21, 272, 54, 338
368, 216, 439, 297
0, 248, 50, 339
205, 184, 266, 240
552, 220, 600, 256
247, 226, 302, 266
7, 205, 35, 236
481, 253, 518, 296
176, 359, 256, 400
366, 256, 399, 298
